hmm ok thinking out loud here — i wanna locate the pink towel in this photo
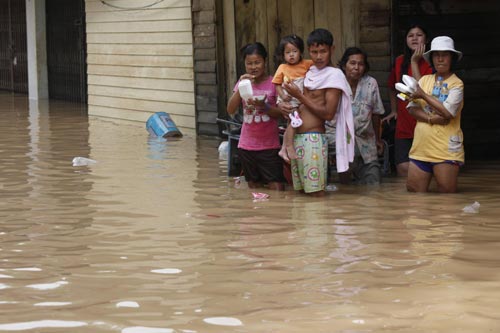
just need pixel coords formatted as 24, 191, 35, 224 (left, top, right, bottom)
305, 66, 354, 173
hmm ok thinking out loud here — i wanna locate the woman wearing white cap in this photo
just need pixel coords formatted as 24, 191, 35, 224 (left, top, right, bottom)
405, 36, 464, 193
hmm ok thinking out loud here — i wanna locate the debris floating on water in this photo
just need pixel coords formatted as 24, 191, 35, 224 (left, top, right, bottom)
462, 201, 480, 214
72, 157, 97, 166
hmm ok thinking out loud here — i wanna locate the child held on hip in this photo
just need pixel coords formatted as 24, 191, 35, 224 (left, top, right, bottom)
272, 34, 313, 162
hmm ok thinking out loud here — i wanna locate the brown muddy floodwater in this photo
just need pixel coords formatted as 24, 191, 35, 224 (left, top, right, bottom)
1, 92, 500, 333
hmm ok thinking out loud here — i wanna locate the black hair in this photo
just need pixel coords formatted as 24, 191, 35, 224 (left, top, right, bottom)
400, 23, 429, 81
338, 47, 370, 74
276, 34, 305, 63
240, 42, 268, 61
428, 51, 459, 71
306, 28, 334, 47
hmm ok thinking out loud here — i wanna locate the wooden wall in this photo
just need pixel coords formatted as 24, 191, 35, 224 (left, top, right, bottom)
359, 0, 391, 105
223, 0, 361, 106
192, 0, 223, 136
85, 0, 195, 133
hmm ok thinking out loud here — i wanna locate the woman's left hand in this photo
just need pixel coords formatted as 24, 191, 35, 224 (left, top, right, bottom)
410, 84, 426, 99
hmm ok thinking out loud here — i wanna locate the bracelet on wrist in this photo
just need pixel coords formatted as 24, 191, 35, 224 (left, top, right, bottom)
264, 103, 271, 112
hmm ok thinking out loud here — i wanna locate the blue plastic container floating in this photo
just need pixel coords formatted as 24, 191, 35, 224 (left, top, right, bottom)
146, 112, 182, 138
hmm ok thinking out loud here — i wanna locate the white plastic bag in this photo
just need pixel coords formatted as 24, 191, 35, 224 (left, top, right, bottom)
218, 141, 228, 160
72, 157, 97, 166
462, 201, 480, 214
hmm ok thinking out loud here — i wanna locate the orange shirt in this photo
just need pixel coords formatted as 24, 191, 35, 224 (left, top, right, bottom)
272, 59, 313, 84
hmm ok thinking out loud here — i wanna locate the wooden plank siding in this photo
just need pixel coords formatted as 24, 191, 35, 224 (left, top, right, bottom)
192, 0, 223, 135
219, 0, 392, 137
225, 0, 366, 100
85, 0, 196, 134
359, 0, 391, 105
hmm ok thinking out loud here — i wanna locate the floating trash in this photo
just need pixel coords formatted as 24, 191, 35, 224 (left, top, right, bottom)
462, 201, 480, 214
252, 192, 269, 200
146, 112, 182, 138
218, 141, 229, 160
72, 157, 97, 166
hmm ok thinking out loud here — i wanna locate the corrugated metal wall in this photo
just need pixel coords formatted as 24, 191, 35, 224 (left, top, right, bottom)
85, 0, 195, 132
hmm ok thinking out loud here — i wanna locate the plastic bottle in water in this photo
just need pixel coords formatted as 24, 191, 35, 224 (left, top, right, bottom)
432, 76, 443, 98
439, 83, 449, 102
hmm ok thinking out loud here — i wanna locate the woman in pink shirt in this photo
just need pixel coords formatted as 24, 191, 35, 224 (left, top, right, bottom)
226, 42, 286, 190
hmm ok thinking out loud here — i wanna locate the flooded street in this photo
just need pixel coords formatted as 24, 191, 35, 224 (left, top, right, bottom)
1, 91, 500, 333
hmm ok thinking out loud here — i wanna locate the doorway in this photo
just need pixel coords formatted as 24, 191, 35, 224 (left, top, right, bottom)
46, 0, 87, 103
0, 0, 28, 93
392, 0, 500, 159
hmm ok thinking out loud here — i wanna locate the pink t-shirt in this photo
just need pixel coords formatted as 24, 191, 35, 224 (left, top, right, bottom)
234, 76, 281, 151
